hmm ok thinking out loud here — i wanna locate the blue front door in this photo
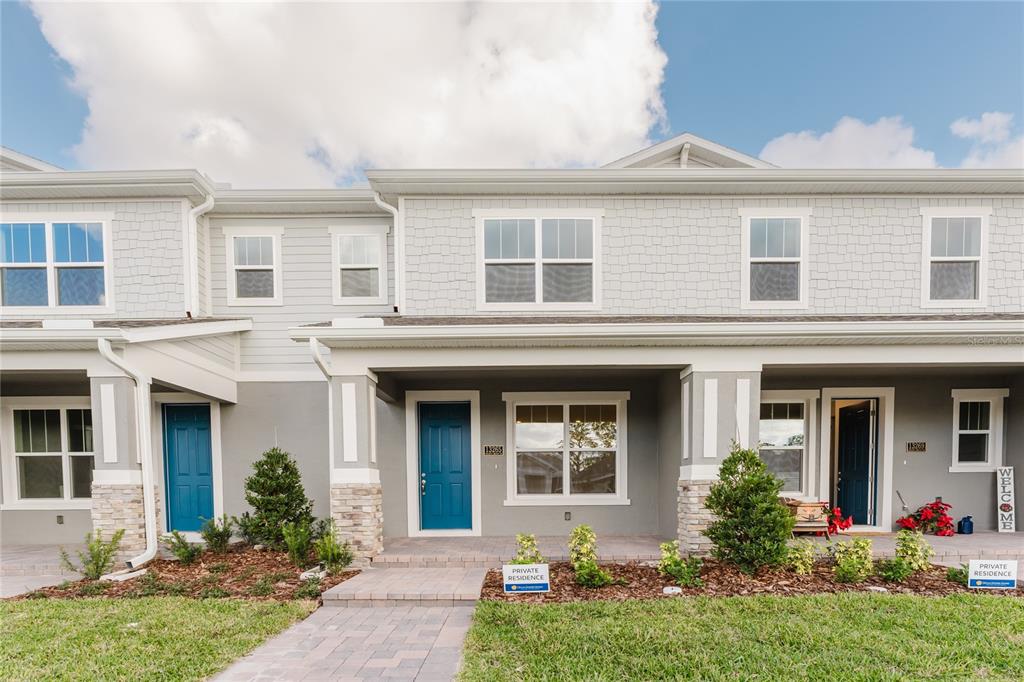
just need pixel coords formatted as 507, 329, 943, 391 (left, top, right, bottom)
164, 404, 213, 532
419, 402, 472, 530
836, 400, 876, 525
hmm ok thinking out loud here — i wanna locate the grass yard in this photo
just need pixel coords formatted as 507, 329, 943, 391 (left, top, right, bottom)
0, 597, 314, 681
462, 594, 1024, 681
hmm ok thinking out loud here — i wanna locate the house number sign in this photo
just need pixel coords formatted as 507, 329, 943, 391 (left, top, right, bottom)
483, 445, 504, 456
996, 466, 1016, 533
906, 442, 927, 453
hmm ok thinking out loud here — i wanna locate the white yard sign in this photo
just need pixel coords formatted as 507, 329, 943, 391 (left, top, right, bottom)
968, 560, 1018, 589
502, 563, 550, 593
996, 466, 1016, 533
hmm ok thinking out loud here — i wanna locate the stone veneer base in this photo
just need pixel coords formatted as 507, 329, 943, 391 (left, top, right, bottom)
330, 482, 384, 561
90, 482, 162, 562
677, 479, 715, 556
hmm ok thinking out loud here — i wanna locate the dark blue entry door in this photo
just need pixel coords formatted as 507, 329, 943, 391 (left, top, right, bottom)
419, 402, 472, 530
836, 400, 875, 525
164, 404, 214, 532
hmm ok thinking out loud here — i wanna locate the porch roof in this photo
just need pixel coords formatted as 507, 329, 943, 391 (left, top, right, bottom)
0, 317, 251, 347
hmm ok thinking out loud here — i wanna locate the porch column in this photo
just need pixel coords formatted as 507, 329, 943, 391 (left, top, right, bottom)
328, 374, 383, 561
88, 375, 158, 559
677, 367, 762, 554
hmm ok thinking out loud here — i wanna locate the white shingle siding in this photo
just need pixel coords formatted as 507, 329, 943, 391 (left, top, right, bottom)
403, 197, 1023, 316
209, 217, 394, 372
0, 200, 185, 318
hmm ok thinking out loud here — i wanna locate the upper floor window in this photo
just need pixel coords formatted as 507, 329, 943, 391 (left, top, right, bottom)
921, 208, 990, 307
475, 209, 602, 311
329, 225, 388, 305
223, 227, 283, 306
950, 388, 1007, 472
739, 208, 811, 309
0, 220, 111, 310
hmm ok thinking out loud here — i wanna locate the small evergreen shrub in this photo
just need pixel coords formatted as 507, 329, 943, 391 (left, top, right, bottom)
876, 557, 914, 583
313, 520, 354, 574
832, 538, 874, 583
895, 530, 934, 572
703, 445, 795, 574
510, 533, 546, 565
947, 564, 969, 586
208, 561, 230, 574
295, 576, 322, 600
236, 447, 314, 548
282, 520, 313, 567
786, 539, 817, 575
198, 586, 230, 599
199, 515, 234, 554
246, 577, 276, 597
568, 525, 598, 565
657, 541, 703, 587
77, 581, 113, 596
60, 529, 125, 580
574, 559, 615, 588
164, 530, 203, 565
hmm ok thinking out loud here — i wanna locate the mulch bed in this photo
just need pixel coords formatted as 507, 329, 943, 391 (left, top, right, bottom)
481, 560, 1023, 603
19, 545, 358, 603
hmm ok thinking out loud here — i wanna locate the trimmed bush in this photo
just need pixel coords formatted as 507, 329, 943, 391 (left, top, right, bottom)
510, 534, 545, 565
282, 520, 313, 568
832, 538, 874, 583
657, 541, 703, 588
703, 445, 795, 573
313, 520, 354, 574
199, 515, 234, 554
60, 529, 125, 580
234, 447, 314, 549
568, 525, 598, 566
164, 531, 203, 565
574, 559, 615, 588
786, 539, 817, 575
876, 557, 914, 583
946, 563, 969, 586
895, 530, 934, 572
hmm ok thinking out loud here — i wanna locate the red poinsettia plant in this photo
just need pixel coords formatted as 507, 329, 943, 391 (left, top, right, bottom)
897, 499, 955, 536
822, 504, 853, 535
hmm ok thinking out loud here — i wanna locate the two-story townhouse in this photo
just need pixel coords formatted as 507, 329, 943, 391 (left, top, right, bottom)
2, 134, 1022, 567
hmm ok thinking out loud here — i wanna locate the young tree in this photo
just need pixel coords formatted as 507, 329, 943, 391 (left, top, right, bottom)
235, 447, 314, 548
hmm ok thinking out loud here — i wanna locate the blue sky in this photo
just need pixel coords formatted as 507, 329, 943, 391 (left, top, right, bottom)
2, 1, 1021, 179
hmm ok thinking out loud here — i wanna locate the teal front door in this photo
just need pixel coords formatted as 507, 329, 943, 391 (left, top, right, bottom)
418, 402, 472, 530
164, 404, 213, 532
835, 400, 876, 525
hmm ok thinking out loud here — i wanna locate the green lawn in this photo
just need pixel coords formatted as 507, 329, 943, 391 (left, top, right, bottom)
0, 597, 314, 681
462, 594, 1024, 681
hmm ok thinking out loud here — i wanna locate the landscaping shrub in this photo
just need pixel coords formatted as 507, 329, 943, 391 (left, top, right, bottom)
574, 559, 615, 588
282, 520, 313, 568
786, 539, 816, 575
164, 531, 203, 565
568, 525, 598, 565
831, 538, 874, 583
199, 515, 234, 554
510, 533, 545, 565
947, 564, 969, 586
313, 521, 354, 574
234, 447, 314, 548
896, 499, 955, 536
876, 557, 914, 583
295, 576, 322, 600
895, 530, 934, 571
657, 541, 703, 587
60, 529, 124, 580
703, 445, 795, 573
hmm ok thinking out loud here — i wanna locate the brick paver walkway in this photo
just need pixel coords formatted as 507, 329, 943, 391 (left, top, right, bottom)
323, 567, 486, 607
214, 605, 473, 681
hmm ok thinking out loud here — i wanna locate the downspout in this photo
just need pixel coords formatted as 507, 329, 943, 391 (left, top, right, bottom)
186, 194, 215, 316
97, 338, 157, 569
309, 338, 334, 471
372, 191, 400, 313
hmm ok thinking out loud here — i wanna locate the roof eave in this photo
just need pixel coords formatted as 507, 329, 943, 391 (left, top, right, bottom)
0, 169, 216, 203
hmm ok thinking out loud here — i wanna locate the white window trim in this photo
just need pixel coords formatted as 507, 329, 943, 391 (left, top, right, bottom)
739, 207, 811, 310
920, 207, 991, 308
502, 390, 630, 506
0, 213, 115, 315
328, 225, 389, 306
949, 388, 1008, 473
474, 208, 603, 312
759, 390, 820, 499
0, 397, 94, 510
222, 225, 283, 306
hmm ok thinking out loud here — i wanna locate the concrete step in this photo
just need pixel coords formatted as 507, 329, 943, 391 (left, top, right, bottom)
322, 567, 487, 607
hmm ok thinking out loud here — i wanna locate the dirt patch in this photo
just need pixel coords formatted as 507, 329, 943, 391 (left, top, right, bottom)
18, 545, 357, 602
481, 560, 1022, 603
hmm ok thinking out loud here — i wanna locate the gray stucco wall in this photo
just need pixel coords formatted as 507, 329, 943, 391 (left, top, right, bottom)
656, 371, 682, 538
378, 373, 670, 539
402, 196, 1023, 316
763, 370, 1022, 530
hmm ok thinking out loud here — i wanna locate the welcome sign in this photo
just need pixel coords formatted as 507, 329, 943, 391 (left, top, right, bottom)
996, 466, 1016, 533
502, 563, 550, 593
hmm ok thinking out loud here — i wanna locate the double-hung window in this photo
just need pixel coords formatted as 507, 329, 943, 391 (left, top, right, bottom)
921, 208, 990, 306
740, 208, 810, 309
2, 401, 94, 508
329, 225, 388, 305
224, 227, 282, 305
0, 219, 111, 310
503, 392, 629, 505
477, 210, 601, 310
950, 389, 1007, 472
758, 390, 819, 497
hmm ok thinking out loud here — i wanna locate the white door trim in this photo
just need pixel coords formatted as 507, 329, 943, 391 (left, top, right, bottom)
404, 390, 482, 537
151, 392, 224, 534
819, 387, 895, 532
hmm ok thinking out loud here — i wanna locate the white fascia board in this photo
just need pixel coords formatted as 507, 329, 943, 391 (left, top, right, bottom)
0, 327, 127, 344
0, 319, 251, 347
210, 188, 386, 216
120, 319, 253, 343
0, 168, 215, 200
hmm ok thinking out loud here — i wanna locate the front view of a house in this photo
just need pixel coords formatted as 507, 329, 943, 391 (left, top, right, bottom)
1, 134, 1021, 563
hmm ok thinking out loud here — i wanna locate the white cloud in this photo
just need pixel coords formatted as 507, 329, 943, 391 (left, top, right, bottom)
30, 2, 667, 187
759, 116, 938, 168
951, 112, 1024, 168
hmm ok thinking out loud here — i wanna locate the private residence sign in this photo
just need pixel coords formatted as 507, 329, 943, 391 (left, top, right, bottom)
502, 563, 550, 593
997, 466, 1016, 533
968, 559, 1018, 589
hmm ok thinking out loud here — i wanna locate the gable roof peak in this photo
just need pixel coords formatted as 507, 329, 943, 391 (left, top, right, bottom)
602, 132, 776, 170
